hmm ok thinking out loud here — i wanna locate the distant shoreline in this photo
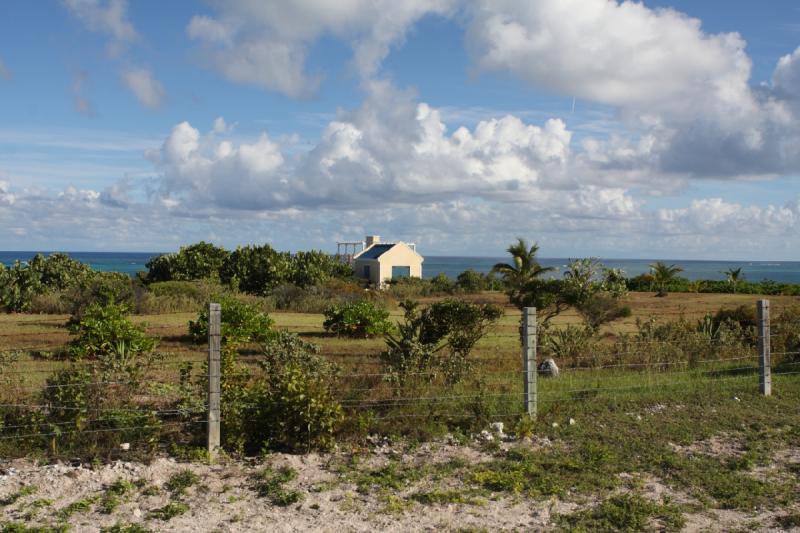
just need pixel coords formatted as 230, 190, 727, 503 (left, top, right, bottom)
2, 251, 800, 284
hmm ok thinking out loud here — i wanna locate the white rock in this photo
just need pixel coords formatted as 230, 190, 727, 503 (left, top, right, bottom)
120, 443, 130, 451
538, 358, 560, 377
568, 418, 576, 426
551, 422, 559, 428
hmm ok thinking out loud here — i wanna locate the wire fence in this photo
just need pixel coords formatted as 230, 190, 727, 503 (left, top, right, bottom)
0, 298, 797, 456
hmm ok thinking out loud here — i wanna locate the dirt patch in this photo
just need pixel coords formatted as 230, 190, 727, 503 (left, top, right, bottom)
669, 433, 746, 458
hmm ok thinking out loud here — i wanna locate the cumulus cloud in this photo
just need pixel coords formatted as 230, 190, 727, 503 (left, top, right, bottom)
121, 67, 165, 110
186, 0, 455, 97
772, 46, 800, 101
466, 0, 754, 119
464, 0, 800, 181
147, 82, 595, 212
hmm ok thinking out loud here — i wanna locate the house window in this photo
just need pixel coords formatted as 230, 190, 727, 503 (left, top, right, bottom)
363, 265, 371, 278
391, 266, 411, 279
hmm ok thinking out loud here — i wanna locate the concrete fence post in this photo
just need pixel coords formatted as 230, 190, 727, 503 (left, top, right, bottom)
207, 302, 221, 458
522, 307, 537, 417
757, 299, 771, 396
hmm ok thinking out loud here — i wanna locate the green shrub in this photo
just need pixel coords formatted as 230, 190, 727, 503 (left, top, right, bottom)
541, 324, 597, 367
323, 301, 393, 338
219, 244, 292, 295
215, 331, 343, 453
145, 242, 229, 283
455, 270, 486, 293
0, 253, 94, 312
188, 296, 274, 344
254, 332, 343, 451
290, 250, 353, 288
382, 299, 502, 385
66, 303, 155, 359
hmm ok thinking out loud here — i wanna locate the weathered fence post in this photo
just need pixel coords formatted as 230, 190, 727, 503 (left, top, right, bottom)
207, 302, 221, 458
522, 307, 537, 417
757, 299, 771, 396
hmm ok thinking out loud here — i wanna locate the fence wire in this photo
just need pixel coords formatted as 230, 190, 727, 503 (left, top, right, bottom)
0, 298, 797, 448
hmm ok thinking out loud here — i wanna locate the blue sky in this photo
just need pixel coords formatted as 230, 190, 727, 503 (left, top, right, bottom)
0, 0, 799, 259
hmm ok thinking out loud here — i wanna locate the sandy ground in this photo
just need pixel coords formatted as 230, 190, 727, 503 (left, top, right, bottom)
1, 436, 798, 532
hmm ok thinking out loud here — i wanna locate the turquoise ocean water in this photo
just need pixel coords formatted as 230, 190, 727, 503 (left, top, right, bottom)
2, 252, 800, 284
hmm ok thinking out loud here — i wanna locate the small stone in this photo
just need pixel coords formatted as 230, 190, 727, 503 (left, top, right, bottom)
551, 422, 559, 428
733, 396, 741, 402
132, 508, 142, 518
568, 418, 576, 426
120, 443, 130, 451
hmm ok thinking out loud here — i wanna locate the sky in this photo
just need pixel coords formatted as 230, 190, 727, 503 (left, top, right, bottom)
0, 0, 799, 260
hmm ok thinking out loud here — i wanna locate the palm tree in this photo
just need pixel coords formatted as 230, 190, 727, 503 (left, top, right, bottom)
492, 238, 555, 306
724, 267, 743, 294
649, 261, 684, 297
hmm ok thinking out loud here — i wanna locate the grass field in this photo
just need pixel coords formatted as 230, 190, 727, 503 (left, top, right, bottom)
0, 290, 796, 422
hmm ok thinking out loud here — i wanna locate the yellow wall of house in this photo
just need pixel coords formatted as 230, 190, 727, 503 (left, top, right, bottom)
353, 258, 381, 285
353, 242, 423, 287
377, 244, 423, 284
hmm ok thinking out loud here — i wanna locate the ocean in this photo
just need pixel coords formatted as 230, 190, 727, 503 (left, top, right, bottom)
2, 251, 800, 284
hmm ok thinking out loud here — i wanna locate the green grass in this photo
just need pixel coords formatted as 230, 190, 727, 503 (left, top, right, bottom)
410, 489, 483, 506
251, 466, 303, 506
557, 494, 685, 532
0, 523, 70, 533
146, 501, 189, 521
100, 523, 152, 533
164, 469, 199, 496
1, 486, 37, 506
775, 512, 800, 529
56, 496, 98, 520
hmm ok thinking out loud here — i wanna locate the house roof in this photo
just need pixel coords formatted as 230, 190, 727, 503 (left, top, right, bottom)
355, 243, 395, 259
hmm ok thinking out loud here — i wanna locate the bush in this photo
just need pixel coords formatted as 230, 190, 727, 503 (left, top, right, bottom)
323, 301, 394, 338
25, 305, 163, 457
188, 296, 274, 344
575, 293, 631, 330
455, 270, 484, 292
145, 242, 229, 283
387, 275, 453, 299
0, 253, 94, 312
290, 250, 353, 288
255, 334, 343, 451
213, 331, 343, 453
382, 299, 502, 385
541, 324, 597, 367
219, 244, 292, 295
66, 303, 155, 359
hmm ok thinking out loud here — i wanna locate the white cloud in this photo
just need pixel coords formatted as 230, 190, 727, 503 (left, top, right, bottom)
0, 180, 15, 205
463, 0, 800, 182
772, 46, 800, 101
466, 0, 754, 119
63, 0, 137, 52
148, 82, 586, 211
121, 67, 165, 110
186, 0, 455, 97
